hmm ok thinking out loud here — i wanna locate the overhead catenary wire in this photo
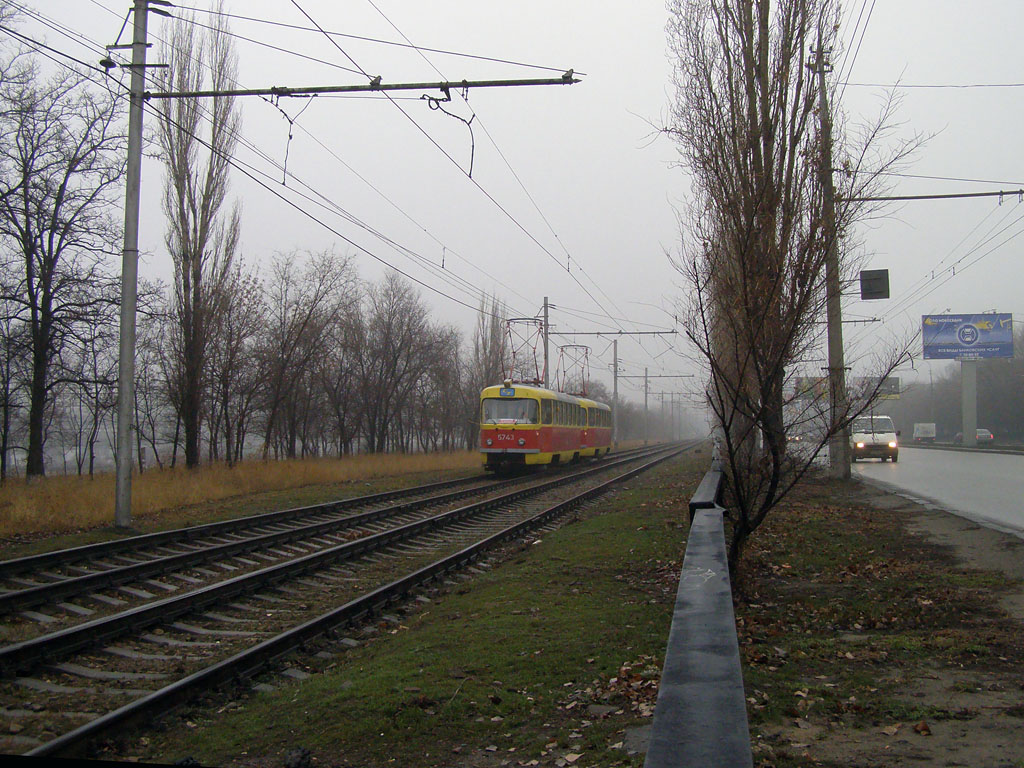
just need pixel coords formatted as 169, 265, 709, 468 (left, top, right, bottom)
99, 1, 659, 351
171, 1, 582, 75
282, 0, 637, 349
1, 24, 525, 323
53, 1, 547, 319
360, 0, 637, 345
36, 3, 698, 375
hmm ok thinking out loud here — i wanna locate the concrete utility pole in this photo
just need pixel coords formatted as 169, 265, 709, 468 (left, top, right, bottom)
114, 0, 166, 528
812, 40, 851, 479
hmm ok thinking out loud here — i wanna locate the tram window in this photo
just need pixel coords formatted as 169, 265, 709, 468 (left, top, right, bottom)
542, 400, 552, 425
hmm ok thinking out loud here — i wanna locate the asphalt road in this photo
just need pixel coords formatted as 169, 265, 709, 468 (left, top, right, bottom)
853, 446, 1024, 538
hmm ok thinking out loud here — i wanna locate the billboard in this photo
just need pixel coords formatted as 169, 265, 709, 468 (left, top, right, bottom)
922, 314, 1013, 360
792, 376, 827, 400
852, 376, 900, 400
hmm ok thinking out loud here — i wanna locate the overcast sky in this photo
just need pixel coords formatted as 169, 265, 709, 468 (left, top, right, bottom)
16, 1, 1024, 416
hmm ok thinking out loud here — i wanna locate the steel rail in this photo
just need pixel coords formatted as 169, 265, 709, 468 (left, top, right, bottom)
0, 475, 529, 615
0, 445, 654, 581
0, 474, 498, 579
27, 445, 685, 758
0, 446, 679, 677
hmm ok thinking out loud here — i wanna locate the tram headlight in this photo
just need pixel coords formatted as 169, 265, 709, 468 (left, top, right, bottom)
486, 438, 493, 446
518, 438, 526, 446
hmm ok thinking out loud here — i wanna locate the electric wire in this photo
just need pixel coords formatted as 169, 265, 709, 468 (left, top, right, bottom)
847, 201, 1024, 349
41, 4, 705, 379
360, 0, 637, 346
285, 0, 633, 351
171, 3, 580, 75
836, 0, 877, 104
843, 81, 1024, 89
66, 1, 539, 318
5, 23, 519, 322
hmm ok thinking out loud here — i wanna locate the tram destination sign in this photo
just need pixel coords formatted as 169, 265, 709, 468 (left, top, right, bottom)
922, 313, 1013, 360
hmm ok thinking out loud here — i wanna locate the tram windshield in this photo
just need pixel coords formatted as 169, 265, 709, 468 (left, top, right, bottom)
482, 398, 538, 424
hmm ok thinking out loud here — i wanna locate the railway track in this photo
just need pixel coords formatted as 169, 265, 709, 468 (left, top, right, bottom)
0, 444, 688, 757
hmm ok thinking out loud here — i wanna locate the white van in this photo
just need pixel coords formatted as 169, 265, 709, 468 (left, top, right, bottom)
850, 415, 899, 463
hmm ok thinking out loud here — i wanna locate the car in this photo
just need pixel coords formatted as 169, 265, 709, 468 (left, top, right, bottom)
850, 415, 899, 462
954, 429, 995, 444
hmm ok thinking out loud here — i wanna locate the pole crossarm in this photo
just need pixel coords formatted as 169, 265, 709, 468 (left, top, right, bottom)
146, 74, 581, 100
619, 374, 694, 379
564, 330, 677, 337
840, 188, 1024, 203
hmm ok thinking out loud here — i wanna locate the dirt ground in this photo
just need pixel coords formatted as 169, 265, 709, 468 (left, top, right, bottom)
757, 479, 1024, 768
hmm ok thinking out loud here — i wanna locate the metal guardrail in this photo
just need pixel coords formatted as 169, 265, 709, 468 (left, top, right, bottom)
904, 442, 1024, 457
645, 452, 753, 768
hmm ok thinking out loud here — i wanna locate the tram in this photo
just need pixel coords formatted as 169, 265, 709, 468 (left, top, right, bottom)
479, 380, 612, 472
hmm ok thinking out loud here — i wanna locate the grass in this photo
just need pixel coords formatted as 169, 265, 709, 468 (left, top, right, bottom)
737, 474, 1024, 766
0, 451, 480, 547
105, 453, 708, 768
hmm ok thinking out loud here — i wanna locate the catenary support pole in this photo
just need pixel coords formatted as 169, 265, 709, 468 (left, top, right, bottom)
612, 339, 618, 447
543, 296, 549, 388
114, 0, 150, 528
644, 368, 649, 446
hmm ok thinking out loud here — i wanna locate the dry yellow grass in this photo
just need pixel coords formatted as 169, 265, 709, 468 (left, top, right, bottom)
0, 451, 480, 539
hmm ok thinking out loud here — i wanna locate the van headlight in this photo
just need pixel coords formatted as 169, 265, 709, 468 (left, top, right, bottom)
856, 442, 865, 449
888, 441, 897, 448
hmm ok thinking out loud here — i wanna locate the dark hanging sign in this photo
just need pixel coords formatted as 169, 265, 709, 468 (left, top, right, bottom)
859, 269, 890, 300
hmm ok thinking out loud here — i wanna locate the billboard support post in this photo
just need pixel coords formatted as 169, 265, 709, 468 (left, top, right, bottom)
962, 359, 977, 447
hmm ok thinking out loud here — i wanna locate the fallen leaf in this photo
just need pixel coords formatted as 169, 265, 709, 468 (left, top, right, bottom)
913, 721, 932, 736
565, 754, 583, 764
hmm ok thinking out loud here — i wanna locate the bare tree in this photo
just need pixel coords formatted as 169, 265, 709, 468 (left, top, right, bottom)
0, 57, 124, 477
666, 0, 915, 571
0, 291, 27, 480
259, 250, 356, 458
461, 294, 508, 446
355, 273, 438, 453
206, 264, 264, 465
318, 308, 362, 456
155, 3, 241, 468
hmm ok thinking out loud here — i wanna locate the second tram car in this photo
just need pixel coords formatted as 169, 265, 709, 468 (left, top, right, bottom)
480, 381, 612, 472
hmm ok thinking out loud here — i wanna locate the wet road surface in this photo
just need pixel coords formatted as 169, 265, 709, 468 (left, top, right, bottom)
853, 446, 1024, 538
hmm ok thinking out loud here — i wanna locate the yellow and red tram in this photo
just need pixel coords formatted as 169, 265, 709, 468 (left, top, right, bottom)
479, 381, 612, 472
